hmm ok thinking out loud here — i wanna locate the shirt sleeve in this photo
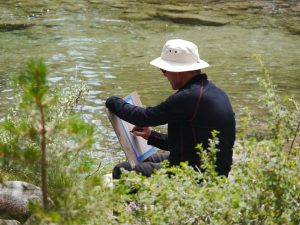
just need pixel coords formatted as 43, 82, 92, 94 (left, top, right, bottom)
105, 92, 191, 127
147, 130, 169, 150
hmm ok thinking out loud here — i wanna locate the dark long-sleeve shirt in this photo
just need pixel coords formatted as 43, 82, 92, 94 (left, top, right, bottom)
106, 74, 235, 176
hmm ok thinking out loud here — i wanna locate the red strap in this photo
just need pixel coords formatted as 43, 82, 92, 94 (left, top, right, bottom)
190, 80, 204, 122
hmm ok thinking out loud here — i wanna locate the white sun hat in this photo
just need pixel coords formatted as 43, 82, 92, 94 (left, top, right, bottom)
150, 39, 210, 72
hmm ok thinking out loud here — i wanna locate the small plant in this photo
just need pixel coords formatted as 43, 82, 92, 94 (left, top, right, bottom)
254, 54, 300, 147
0, 59, 96, 214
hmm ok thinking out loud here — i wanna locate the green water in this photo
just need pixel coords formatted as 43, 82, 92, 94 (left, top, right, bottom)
1, 0, 299, 161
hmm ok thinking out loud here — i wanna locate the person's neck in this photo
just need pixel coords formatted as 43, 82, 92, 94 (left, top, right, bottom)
181, 71, 199, 83
180, 73, 206, 89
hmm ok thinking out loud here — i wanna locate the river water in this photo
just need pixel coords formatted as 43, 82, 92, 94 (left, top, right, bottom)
0, 0, 299, 163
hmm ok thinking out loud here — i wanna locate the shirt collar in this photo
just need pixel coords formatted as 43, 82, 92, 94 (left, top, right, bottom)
180, 73, 208, 90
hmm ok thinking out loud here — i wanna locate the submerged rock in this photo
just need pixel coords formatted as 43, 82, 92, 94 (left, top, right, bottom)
0, 23, 34, 32
291, 3, 300, 12
117, 0, 300, 35
286, 23, 300, 35
154, 4, 198, 13
154, 12, 230, 26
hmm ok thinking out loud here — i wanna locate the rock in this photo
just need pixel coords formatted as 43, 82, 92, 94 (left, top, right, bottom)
103, 174, 113, 188
228, 173, 235, 184
154, 4, 198, 13
286, 24, 300, 35
223, 1, 260, 11
0, 181, 42, 218
0, 220, 21, 225
154, 12, 230, 26
121, 12, 153, 20
0, 23, 34, 32
282, 17, 300, 35
291, 3, 300, 12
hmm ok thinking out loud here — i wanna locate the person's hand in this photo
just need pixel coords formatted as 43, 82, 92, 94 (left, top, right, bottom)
130, 126, 152, 140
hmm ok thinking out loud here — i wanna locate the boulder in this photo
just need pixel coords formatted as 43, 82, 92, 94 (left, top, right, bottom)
0, 220, 21, 225
0, 181, 42, 218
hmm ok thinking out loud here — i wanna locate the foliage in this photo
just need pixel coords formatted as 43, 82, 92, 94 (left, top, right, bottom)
0, 59, 113, 223
0, 57, 299, 224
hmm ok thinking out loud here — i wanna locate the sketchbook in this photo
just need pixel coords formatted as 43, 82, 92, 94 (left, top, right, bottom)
106, 92, 156, 168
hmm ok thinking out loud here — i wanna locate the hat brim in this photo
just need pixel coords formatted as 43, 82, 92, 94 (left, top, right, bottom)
150, 57, 210, 72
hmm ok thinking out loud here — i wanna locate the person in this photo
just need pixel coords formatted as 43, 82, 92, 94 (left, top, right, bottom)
106, 39, 235, 179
